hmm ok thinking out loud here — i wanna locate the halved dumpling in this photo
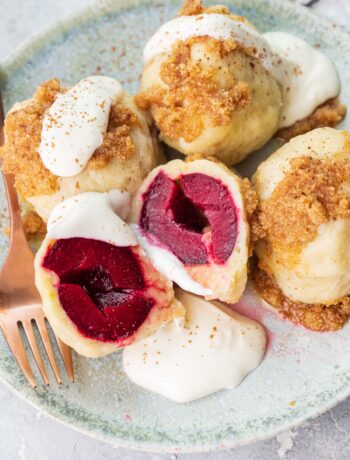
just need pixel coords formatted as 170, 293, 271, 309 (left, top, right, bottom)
129, 158, 253, 303
253, 127, 350, 331
35, 237, 182, 357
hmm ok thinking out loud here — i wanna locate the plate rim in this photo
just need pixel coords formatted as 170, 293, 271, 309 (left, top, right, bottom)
0, 0, 350, 453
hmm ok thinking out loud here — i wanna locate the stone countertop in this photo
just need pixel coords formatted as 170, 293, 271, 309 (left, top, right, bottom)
0, 0, 350, 459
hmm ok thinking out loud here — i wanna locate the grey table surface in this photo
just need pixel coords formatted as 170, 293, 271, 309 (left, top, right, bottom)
0, 0, 350, 459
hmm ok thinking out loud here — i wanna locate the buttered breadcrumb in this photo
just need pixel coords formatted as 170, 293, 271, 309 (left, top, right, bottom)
22, 210, 47, 237
178, 0, 249, 26
136, 37, 251, 143
257, 156, 350, 257
0, 79, 137, 198
253, 265, 350, 332
86, 104, 137, 169
277, 98, 346, 142
178, 0, 203, 16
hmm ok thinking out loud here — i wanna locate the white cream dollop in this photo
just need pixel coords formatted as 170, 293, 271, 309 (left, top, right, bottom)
264, 31, 340, 128
47, 190, 137, 247
131, 224, 213, 297
123, 289, 266, 403
39, 76, 123, 177
144, 14, 277, 76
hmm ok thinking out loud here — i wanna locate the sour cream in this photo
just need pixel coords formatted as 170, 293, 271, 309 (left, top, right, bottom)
47, 190, 137, 247
39, 76, 123, 177
264, 32, 340, 128
131, 224, 213, 297
123, 289, 266, 403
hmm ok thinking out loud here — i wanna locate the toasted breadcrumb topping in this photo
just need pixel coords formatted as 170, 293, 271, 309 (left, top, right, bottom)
88, 104, 137, 169
0, 79, 137, 198
22, 210, 47, 237
0, 79, 61, 197
257, 156, 350, 257
277, 98, 346, 142
178, 0, 203, 16
178, 0, 249, 26
241, 178, 259, 222
136, 37, 251, 143
253, 265, 350, 332
241, 178, 259, 255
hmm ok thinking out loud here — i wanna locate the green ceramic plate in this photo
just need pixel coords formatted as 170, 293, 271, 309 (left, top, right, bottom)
0, 0, 350, 453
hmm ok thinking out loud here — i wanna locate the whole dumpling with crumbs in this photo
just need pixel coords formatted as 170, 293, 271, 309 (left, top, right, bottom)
137, 0, 345, 164
136, 0, 283, 164
253, 127, 350, 332
0, 76, 163, 224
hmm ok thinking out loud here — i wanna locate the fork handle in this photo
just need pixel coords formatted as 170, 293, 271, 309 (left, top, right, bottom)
2, 173, 27, 242
2, 173, 28, 242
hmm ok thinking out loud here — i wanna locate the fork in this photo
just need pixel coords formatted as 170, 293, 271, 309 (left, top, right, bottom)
0, 92, 74, 387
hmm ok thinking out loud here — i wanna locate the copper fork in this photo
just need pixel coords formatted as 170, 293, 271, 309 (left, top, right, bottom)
0, 92, 74, 387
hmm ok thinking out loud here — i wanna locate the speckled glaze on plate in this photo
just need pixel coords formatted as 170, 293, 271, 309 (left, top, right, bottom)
0, 0, 350, 453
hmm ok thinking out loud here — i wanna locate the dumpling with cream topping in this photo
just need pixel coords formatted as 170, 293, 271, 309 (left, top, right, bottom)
137, 0, 345, 163
0, 76, 163, 225
136, 0, 283, 164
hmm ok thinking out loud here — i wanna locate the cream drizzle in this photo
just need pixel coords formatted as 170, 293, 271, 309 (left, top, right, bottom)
143, 14, 277, 76
264, 32, 340, 128
47, 190, 137, 247
39, 76, 123, 177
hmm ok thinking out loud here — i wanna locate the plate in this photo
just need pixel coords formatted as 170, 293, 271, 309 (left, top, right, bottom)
1, 0, 350, 453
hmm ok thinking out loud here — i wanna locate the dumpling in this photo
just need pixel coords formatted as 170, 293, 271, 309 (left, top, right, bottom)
136, 0, 283, 164
253, 127, 350, 331
0, 76, 163, 223
34, 191, 183, 357
137, 0, 345, 163
129, 158, 256, 303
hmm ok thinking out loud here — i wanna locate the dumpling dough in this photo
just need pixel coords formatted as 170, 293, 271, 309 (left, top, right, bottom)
0, 78, 163, 222
136, 1, 282, 165
130, 158, 255, 303
253, 128, 350, 330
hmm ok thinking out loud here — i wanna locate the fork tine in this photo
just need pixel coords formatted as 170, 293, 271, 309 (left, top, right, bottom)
0, 321, 36, 388
22, 319, 49, 385
35, 317, 62, 384
55, 337, 74, 383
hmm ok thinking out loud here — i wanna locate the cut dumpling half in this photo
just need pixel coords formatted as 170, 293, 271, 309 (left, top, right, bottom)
253, 127, 350, 331
34, 191, 183, 357
130, 158, 255, 303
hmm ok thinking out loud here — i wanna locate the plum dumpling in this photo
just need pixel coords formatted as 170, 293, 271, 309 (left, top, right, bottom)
0, 76, 163, 225
253, 128, 350, 332
136, 0, 283, 165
